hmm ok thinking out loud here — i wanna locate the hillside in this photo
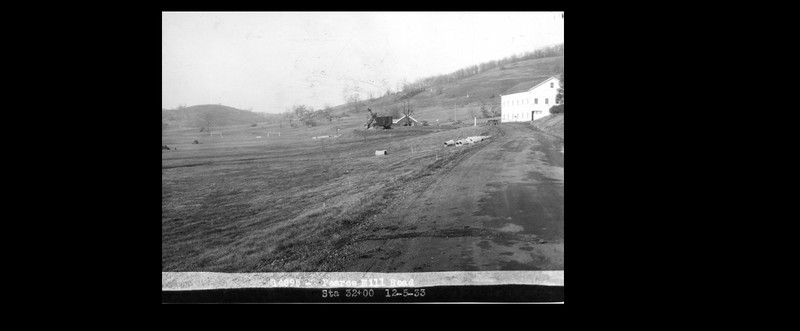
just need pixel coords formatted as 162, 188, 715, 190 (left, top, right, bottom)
327, 55, 564, 125
162, 104, 268, 128
162, 55, 563, 131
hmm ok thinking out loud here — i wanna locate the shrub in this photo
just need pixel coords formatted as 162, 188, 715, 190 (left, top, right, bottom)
549, 104, 564, 114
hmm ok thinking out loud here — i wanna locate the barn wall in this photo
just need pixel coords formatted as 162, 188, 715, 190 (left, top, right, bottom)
500, 77, 560, 123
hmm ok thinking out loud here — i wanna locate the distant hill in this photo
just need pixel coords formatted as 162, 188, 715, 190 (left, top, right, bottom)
328, 55, 564, 124
161, 104, 267, 128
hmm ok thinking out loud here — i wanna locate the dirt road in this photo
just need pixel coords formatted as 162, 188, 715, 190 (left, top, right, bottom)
343, 123, 564, 272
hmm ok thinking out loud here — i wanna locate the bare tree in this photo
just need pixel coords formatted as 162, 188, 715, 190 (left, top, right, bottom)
555, 73, 564, 105
346, 93, 361, 113
480, 99, 491, 118
322, 104, 333, 122
293, 104, 317, 127
199, 111, 216, 130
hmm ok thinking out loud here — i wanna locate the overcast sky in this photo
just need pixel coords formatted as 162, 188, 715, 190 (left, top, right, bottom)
162, 11, 564, 114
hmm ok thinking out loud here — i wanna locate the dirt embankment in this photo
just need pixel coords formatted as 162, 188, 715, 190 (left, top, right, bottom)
531, 114, 563, 139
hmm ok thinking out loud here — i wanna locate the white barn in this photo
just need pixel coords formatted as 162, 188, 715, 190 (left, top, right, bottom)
500, 76, 561, 123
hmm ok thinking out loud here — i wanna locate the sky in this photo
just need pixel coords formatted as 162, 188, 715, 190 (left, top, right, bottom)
162, 12, 564, 114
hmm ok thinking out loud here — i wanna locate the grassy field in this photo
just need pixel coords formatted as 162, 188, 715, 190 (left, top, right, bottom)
162, 120, 502, 272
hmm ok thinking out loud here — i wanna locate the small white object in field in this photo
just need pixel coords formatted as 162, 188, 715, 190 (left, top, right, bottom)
256, 136, 262, 138
375, 150, 387, 156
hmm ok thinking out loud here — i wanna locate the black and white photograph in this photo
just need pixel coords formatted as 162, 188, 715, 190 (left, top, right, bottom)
162, 11, 564, 303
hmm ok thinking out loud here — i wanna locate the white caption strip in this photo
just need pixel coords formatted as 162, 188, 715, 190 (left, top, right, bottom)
162, 271, 563, 291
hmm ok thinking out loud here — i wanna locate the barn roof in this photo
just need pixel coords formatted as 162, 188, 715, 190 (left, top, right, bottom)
393, 115, 418, 123
501, 76, 558, 96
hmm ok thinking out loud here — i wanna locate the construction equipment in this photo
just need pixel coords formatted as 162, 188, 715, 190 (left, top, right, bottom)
364, 108, 378, 129
374, 116, 393, 129
364, 108, 393, 129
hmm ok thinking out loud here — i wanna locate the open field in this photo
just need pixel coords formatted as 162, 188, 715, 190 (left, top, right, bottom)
162, 55, 564, 273
162, 120, 503, 272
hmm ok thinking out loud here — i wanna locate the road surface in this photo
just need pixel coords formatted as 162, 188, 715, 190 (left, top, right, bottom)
343, 123, 564, 272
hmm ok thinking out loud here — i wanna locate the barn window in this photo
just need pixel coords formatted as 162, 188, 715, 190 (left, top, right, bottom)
535, 98, 538, 104
545, 98, 549, 104
550, 82, 554, 88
